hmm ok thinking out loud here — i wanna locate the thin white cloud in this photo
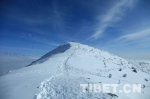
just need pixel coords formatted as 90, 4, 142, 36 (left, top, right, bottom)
106, 28, 150, 47
52, 1, 66, 29
117, 28, 150, 41
89, 0, 137, 40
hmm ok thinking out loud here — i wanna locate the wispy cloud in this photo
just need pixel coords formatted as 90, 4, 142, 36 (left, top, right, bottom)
117, 28, 150, 41
52, 1, 66, 29
106, 28, 150, 47
115, 28, 150, 47
89, 0, 137, 40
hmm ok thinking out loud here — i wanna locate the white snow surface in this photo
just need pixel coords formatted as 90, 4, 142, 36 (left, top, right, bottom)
0, 42, 150, 99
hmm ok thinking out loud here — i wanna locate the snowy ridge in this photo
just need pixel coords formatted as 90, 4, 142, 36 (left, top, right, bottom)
0, 42, 150, 99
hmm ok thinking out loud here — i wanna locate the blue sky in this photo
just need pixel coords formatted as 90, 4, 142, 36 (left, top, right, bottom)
0, 0, 150, 60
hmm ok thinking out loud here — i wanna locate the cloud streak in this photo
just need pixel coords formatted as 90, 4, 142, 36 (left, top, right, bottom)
106, 28, 150, 48
117, 28, 150, 41
115, 28, 150, 47
89, 0, 137, 40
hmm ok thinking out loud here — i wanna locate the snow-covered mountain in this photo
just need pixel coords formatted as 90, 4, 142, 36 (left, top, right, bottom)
0, 42, 149, 99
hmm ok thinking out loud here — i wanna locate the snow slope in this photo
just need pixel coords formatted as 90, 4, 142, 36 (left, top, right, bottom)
0, 42, 149, 99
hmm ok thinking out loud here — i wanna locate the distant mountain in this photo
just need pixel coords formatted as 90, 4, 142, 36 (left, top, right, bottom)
0, 42, 149, 99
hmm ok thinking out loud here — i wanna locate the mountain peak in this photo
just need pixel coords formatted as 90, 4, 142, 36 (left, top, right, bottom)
27, 42, 124, 68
